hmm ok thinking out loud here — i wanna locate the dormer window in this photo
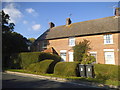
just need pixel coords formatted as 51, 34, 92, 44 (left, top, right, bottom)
104, 34, 113, 44
69, 37, 75, 46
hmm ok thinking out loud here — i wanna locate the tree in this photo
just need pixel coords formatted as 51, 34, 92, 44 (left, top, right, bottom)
1, 10, 29, 68
28, 38, 36, 43
73, 39, 91, 63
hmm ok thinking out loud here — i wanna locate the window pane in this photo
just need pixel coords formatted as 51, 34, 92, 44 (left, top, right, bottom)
69, 37, 75, 46
104, 34, 113, 44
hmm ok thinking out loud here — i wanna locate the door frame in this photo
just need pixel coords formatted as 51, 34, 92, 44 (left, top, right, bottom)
68, 52, 74, 62
60, 50, 67, 62
104, 49, 115, 64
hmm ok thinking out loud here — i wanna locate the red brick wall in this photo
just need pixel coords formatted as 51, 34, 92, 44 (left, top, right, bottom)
47, 33, 119, 65
118, 33, 120, 65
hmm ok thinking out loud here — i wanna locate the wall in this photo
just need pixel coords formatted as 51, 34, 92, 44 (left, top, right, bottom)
47, 33, 119, 65
118, 33, 120, 65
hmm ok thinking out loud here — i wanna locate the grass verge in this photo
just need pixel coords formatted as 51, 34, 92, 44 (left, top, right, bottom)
5, 69, 120, 87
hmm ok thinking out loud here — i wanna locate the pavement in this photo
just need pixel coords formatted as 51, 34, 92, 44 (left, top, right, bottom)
2, 71, 120, 89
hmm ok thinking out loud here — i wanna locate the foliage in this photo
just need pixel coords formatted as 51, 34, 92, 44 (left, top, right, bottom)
28, 38, 36, 43
20, 52, 41, 69
54, 62, 79, 77
81, 54, 96, 64
2, 10, 29, 68
94, 64, 120, 81
26, 60, 54, 74
73, 39, 91, 63
26, 63, 37, 72
1, 10, 14, 33
9, 53, 21, 69
11, 52, 61, 69
38, 52, 61, 62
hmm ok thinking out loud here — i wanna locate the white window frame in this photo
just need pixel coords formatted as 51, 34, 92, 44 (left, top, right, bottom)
103, 34, 113, 44
60, 50, 67, 62
69, 37, 75, 46
104, 49, 114, 52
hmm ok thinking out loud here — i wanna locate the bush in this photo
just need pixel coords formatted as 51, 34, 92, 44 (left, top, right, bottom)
38, 52, 61, 73
10, 52, 61, 69
26, 63, 37, 72
81, 54, 96, 64
38, 52, 61, 62
94, 64, 120, 81
73, 39, 91, 62
54, 62, 79, 77
10, 53, 21, 69
27, 60, 54, 74
20, 52, 41, 69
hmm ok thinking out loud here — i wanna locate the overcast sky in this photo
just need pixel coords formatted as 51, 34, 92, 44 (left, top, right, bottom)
2, 2, 119, 39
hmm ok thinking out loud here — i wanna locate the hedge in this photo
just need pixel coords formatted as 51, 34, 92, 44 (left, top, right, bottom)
26, 60, 54, 74
9, 53, 21, 69
26, 63, 37, 72
38, 52, 61, 62
54, 62, 79, 77
94, 64, 120, 81
20, 52, 41, 69
11, 52, 61, 69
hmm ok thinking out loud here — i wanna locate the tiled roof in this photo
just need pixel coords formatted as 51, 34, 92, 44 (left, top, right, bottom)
36, 16, 120, 41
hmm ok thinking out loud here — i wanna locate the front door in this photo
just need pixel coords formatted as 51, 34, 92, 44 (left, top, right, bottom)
60, 52, 66, 62
69, 52, 73, 62
104, 52, 115, 64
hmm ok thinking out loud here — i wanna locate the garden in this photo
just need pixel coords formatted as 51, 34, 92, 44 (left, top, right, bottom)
4, 51, 120, 87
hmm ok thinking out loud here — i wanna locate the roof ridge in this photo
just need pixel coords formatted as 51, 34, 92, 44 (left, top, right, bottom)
51, 16, 115, 28
71, 16, 115, 25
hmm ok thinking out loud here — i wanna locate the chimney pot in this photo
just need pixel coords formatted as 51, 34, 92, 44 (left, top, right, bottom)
66, 18, 72, 25
49, 22, 55, 29
115, 8, 120, 16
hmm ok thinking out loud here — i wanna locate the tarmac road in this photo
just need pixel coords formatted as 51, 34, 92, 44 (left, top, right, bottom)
2, 73, 104, 89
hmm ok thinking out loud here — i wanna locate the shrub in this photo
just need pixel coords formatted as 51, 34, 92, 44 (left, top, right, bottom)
73, 39, 91, 62
54, 62, 79, 77
10, 52, 61, 69
27, 60, 54, 74
94, 64, 120, 81
20, 52, 41, 69
10, 53, 21, 69
81, 54, 96, 64
38, 52, 61, 62
26, 63, 37, 72
38, 52, 61, 73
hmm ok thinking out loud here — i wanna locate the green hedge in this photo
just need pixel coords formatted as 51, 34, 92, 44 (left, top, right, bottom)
10, 53, 21, 69
94, 64, 120, 81
26, 60, 54, 74
20, 52, 41, 69
38, 52, 61, 62
26, 63, 37, 72
11, 52, 61, 69
54, 62, 79, 77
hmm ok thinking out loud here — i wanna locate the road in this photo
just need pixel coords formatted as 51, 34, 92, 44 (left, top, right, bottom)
2, 73, 103, 89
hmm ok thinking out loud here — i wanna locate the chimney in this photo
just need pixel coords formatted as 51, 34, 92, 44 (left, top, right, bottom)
115, 8, 120, 16
66, 18, 72, 25
49, 22, 55, 29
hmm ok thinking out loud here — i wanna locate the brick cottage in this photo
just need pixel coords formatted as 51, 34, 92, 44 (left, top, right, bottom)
31, 8, 120, 65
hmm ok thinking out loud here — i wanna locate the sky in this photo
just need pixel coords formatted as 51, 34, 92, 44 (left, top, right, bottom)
2, 2, 119, 39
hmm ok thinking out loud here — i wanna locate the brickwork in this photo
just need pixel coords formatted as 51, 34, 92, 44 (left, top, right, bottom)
46, 33, 119, 65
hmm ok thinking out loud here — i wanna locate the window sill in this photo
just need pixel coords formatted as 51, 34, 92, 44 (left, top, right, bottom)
104, 43, 114, 45
69, 45, 75, 47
